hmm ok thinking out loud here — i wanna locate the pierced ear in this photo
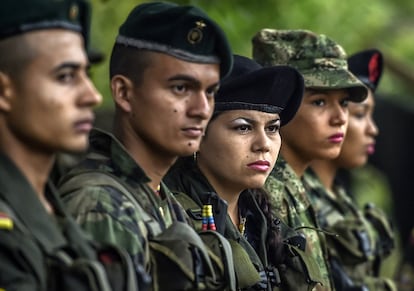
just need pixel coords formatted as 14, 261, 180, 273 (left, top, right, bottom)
111, 75, 134, 113
0, 72, 13, 113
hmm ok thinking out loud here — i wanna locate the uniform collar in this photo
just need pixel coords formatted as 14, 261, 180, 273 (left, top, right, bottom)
88, 128, 150, 184
0, 153, 67, 253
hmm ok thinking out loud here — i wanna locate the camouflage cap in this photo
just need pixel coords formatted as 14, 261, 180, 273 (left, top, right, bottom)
116, 2, 233, 78
252, 29, 368, 102
0, 0, 91, 47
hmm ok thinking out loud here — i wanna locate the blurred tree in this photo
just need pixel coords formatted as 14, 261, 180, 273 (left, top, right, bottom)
89, 0, 414, 106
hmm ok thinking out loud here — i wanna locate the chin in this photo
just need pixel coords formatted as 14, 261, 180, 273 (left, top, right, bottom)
62, 139, 89, 153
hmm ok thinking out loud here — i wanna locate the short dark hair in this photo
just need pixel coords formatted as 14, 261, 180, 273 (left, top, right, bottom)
109, 43, 153, 86
0, 35, 37, 83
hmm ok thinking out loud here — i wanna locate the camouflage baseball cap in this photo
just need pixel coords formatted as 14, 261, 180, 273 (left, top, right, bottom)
252, 29, 367, 102
116, 2, 233, 79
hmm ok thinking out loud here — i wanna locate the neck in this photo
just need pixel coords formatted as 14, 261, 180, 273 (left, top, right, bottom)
0, 141, 54, 213
281, 145, 310, 177
114, 121, 176, 192
197, 160, 241, 226
310, 159, 338, 190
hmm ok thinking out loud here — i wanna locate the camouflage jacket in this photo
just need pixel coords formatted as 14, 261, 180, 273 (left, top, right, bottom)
0, 153, 136, 291
264, 157, 334, 291
304, 168, 396, 291
165, 157, 271, 290
57, 129, 191, 288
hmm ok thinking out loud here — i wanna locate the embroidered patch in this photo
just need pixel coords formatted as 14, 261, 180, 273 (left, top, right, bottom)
0, 212, 13, 230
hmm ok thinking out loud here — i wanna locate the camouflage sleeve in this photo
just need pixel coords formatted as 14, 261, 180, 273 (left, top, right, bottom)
61, 185, 150, 275
264, 175, 289, 223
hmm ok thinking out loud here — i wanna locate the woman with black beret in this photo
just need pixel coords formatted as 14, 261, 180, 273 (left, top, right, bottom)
165, 55, 307, 290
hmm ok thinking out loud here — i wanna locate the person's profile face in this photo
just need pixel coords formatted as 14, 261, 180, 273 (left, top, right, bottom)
128, 52, 220, 159
335, 91, 378, 168
5, 29, 102, 153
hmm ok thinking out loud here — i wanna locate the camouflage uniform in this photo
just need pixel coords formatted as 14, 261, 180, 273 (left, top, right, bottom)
166, 157, 320, 291
58, 129, 187, 287
303, 169, 395, 290
265, 157, 333, 291
165, 157, 272, 290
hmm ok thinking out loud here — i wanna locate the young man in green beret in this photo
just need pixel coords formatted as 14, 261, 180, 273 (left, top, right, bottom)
0, 1, 139, 291
252, 29, 368, 291
58, 2, 235, 290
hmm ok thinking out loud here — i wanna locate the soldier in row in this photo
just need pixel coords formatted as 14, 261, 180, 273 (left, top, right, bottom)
0, 0, 139, 290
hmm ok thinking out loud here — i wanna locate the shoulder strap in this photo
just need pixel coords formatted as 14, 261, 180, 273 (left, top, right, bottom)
59, 171, 162, 237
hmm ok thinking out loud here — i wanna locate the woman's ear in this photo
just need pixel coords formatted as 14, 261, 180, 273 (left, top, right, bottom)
111, 75, 134, 113
0, 72, 13, 113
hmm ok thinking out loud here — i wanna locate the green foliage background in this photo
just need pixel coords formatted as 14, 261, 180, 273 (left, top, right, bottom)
89, 0, 414, 108
88, 0, 407, 277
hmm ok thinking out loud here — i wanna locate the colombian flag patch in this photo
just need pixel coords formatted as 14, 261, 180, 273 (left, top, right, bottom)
0, 212, 13, 230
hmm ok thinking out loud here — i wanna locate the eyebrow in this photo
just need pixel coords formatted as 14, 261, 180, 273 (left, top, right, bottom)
52, 62, 83, 73
233, 117, 280, 124
168, 74, 219, 89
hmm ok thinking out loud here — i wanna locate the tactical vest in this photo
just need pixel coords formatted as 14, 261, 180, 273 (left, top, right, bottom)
304, 170, 396, 290
59, 170, 236, 291
174, 190, 321, 291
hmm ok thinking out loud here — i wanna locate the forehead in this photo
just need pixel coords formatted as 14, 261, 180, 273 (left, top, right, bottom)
145, 51, 220, 78
23, 29, 86, 63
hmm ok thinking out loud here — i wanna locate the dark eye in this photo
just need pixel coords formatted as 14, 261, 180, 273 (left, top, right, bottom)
172, 84, 188, 95
267, 123, 280, 133
206, 87, 218, 99
235, 124, 251, 133
312, 99, 325, 106
57, 71, 75, 83
340, 98, 350, 108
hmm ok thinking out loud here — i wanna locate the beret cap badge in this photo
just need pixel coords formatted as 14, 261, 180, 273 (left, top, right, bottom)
187, 20, 206, 45
69, 3, 79, 21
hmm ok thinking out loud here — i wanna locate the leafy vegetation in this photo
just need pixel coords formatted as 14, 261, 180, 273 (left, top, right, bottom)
89, 0, 414, 107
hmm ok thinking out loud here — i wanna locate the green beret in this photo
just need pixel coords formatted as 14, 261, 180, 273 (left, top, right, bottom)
252, 29, 368, 102
0, 0, 91, 47
116, 2, 233, 79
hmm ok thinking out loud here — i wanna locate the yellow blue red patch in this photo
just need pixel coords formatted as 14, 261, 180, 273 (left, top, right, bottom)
0, 212, 13, 230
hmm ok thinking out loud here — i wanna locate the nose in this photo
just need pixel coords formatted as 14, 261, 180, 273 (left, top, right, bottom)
367, 116, 379, 137
252, 129, 273, 153
331, 103, 348, 126
187, 92, 213, 120
79, 75, 102, 108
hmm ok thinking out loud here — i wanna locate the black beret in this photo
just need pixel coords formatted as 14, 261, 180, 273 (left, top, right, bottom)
0, 0, 91, 48
215, 55, 304, 126
115, 1, 233, 79
347, 49, 383, 92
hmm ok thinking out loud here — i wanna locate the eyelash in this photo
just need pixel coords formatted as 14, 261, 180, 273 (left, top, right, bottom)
234, 124, 280, 134
57, 71, 75, 83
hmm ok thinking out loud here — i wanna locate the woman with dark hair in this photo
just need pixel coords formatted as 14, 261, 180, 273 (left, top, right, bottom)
305, 49, 396, 290
165, 55, 307, 290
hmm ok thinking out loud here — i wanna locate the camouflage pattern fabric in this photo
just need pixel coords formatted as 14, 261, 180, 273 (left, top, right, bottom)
252, 29, 367, 102
303, 168, 396, 291
57, 129, 183, 281
264, 157, 333, 291
165, 157, 269, 290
